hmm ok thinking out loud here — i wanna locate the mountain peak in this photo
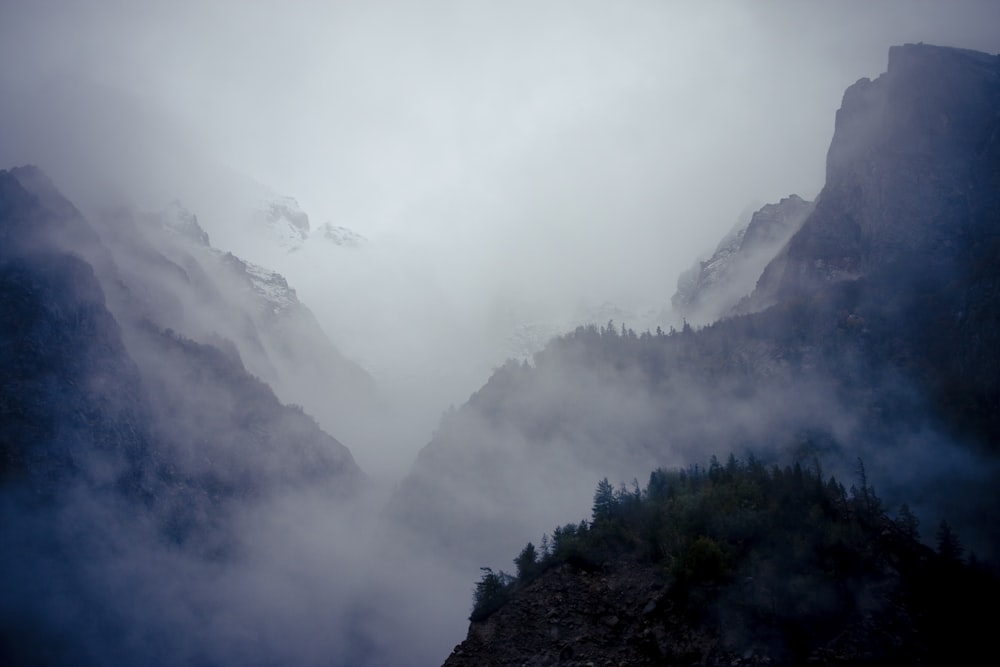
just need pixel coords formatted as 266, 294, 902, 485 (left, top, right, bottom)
750, 43, 1000, 307
316, 222, 367, 248
672, 195, 812, 324
157, 200, 210, 246
886, 41, 1000, 73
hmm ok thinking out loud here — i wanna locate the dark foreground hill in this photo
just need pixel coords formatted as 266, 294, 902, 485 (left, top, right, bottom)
445, 459, 999, 666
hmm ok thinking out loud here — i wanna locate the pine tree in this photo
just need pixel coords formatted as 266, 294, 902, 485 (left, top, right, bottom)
514, 542, 538, 580
470, 567, 514, 621
936, 520, 964, 562
896, 503, 920, 540
592, 478, 617, 522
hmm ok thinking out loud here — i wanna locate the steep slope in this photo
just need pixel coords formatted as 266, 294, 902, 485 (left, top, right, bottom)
750, 43, 1000, 444
391, 43, 1000, 591
754, 44, 1000, 303
0, 168, 153, 493
0, 167, 368, 666
673, 195, 813, 324
99, 199, 382, 453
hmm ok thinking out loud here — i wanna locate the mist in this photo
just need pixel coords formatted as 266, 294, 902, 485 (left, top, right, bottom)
3, 2, 1000, 666
4, 1, 1000, 463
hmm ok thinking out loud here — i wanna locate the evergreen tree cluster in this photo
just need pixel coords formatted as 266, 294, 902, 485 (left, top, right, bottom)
470, 455, 997, 662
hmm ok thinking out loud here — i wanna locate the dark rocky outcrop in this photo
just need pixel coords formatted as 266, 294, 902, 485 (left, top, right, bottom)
444, 459, 1000, 666
752, 44, 1000, 307
444, 520, 997, 667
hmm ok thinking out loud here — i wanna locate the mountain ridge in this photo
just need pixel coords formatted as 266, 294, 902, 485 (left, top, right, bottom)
385, 43, 1000, 663
0, 165, 373, 665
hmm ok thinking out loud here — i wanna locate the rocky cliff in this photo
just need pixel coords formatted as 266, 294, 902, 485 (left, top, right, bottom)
0, 167, 368, 665
673, 195, 813, 324
752, 43, 1000, 306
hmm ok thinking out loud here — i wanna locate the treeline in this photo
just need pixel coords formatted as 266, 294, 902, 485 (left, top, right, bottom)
471, 454, 996, 661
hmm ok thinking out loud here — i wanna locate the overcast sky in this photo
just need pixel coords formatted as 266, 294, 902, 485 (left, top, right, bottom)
5, 1, 999, 242
3, 0, 1000, 433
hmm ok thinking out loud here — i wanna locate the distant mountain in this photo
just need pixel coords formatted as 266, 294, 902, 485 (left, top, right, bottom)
673, 195, 813, 324
0, 166, 368, 665
315, 222, 368, 248
102, 195, 383, 455
240, 189, 367, 252
256, 193, 311, 249
199, 182, 367, 259
499, 300, 669, 364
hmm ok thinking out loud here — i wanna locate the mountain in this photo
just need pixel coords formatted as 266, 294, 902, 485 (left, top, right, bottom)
256, 193, 311, 249
316, 222, 368, 248
234, 189, 368, 253
0, 167, 153, 493
96, 194, 383, 459
748, 43, 1000, 446
753, 44, 1000, 306
0, 166, 369, 665
388, 43, 1000, 661
673, 194, 813, 325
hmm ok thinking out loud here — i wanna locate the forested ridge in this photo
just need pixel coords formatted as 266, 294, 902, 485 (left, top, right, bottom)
455, 456, 997, 665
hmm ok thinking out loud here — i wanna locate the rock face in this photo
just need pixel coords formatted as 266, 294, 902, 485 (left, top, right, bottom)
673, 195, 813, 324
99, 196, 382, 456
0, 167, 368, 665
159, 199, 211, 246
443, 560, 908, 667
1, 164, 368, 499
0, 167, 153, 491
444, 561, 705, 667
752, 43, 1000, 307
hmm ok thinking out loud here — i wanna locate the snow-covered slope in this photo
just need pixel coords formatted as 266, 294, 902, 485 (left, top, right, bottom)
315, 222, 367, 248
672, 195, 813, 325
89, 199, 384, 462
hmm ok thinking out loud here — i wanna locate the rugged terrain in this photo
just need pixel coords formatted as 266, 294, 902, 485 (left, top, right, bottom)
3, 40, 1000, 667
673, 194, 813, 325
444, 461, 998, 666
0, 166, 370, 665
428, 42, 1000, 663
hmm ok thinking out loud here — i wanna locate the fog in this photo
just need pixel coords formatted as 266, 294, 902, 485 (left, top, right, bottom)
3, 2, 1000, 666
4, 1, 1000, 469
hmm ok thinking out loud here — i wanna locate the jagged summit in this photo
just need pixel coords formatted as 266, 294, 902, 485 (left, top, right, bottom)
315, 222, 367, 248
399, 43, 1000, 664
257, 193, 311, 249
217, 250, 302, 314
157, 200, 210, 246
